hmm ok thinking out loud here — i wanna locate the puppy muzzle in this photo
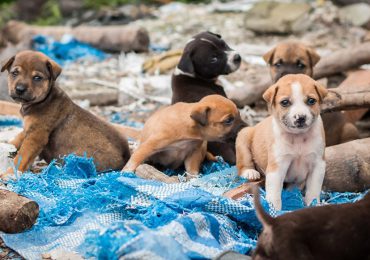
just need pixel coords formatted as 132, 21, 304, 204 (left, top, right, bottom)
225, 51, 241, 74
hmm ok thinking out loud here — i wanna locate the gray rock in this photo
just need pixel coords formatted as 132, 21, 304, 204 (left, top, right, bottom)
339, 3, 370, 29
244, 1, 312, 34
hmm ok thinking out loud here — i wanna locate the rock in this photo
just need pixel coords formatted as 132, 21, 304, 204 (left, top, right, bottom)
339, 3, 370, 29
244, 2, 312, 34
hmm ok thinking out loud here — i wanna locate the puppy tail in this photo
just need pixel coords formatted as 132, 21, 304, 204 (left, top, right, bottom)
253, 185, 274, 227
114, 124, 141, 140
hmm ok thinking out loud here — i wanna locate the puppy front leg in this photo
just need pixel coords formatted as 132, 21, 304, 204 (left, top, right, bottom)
265, 161, 290, 211
305, 158, 325, 206
123, 140, 159, 172
236, 127, 260, 181
9, 131, 26, 150
184, 141, 207, 179
12, 131, 49, 173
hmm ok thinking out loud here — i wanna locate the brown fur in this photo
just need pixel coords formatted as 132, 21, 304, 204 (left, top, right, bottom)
263, 41, 358, 146
252, 186, 370, 260
123, 95, 242, 177
1, 51, 130, 177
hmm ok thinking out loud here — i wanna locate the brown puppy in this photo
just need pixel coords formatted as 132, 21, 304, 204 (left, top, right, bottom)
236, 74, 328, 210
263, 41, 358, 146
253, 187, 370, 260
123, 95, 241, 177
1, 51, 130, 178
171, 32, 245, 165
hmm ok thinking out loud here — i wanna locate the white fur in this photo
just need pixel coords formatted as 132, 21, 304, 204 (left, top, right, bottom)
275, 81, 314, 135
225, 51, 239, 72
200, 38, 214, 45
174, 67, 194, 77
266, 113, 325, 211
240, 168, 261, 180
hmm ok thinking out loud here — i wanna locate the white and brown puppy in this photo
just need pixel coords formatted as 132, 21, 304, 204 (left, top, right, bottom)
236, 74, 328, 210
123, 95, 242, 177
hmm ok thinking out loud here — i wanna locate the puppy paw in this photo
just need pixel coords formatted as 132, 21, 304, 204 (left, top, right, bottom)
240, 168, 261, 181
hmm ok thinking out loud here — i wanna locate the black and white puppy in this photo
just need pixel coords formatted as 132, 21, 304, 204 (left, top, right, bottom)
171, 31, 244, 164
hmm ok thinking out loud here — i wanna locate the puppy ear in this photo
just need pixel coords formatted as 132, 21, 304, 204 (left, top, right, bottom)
46, 60, 62, 81
207, 31, 222, 38
178, 51, 194, 75
191, 105, 210, 126
263, 84, 279, 105
306, 47, 320, 67
314, 82, 328, 103
263, 47, 275, 65
1, 55, 15, 72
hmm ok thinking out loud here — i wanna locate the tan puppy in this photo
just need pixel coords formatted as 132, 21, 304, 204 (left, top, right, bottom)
123, 95, 241, 177
263, 41, 320, 83
1, 50, 130, 178
263, 41, 358, 146
236, 74, 328, 210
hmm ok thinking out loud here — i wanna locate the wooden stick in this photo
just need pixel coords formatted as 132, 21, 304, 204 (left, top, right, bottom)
135, 164, 179, 184
313, 42, 370, 80
0, 189, 39, 233
2, 20, 150, 53
323, 138, 370, 192
0, 101, 21, 117
321, 85, 370, 113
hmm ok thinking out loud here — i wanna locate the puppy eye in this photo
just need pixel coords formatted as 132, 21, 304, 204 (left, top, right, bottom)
307, 98, 316, 105
274, 60, 283, 67
297, 61, 306, 69
11, 71, 18, 78
210, 57, 218, 63
33, 76, 43, 81
223, 116, 234, 125
280, 99, 291, 107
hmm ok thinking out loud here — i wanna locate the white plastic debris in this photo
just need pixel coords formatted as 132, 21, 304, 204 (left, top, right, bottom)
0, 143, 17, 173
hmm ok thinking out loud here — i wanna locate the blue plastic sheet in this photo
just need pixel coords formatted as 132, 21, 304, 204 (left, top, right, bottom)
32, 35, 107, 66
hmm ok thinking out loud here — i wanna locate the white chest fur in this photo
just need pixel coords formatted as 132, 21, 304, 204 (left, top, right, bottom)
272, 117, 325, 185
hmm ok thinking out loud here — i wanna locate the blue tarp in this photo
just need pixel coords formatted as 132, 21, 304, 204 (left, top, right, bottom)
32, 35, 107, 66
0, 117, 367, 259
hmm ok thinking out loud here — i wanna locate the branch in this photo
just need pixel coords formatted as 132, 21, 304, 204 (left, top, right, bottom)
321, 85, 370, 113
314, 42, 370, 80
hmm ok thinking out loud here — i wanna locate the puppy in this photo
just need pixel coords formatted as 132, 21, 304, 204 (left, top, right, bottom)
1, 50, 130, 177
263, 41, 358, 146
123, 95, 242, 177
171, 31, 245, 164
236, 74, 328, 210
253, 187, 370, 260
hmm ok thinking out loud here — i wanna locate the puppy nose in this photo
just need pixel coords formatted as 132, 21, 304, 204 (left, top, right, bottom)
295, 115, 306, 127
233, 54, 241, 63
15, 84, 26, 95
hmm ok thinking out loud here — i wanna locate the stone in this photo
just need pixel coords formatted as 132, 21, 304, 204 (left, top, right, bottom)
244, 2, 312, 34
339, 3, 370, 29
